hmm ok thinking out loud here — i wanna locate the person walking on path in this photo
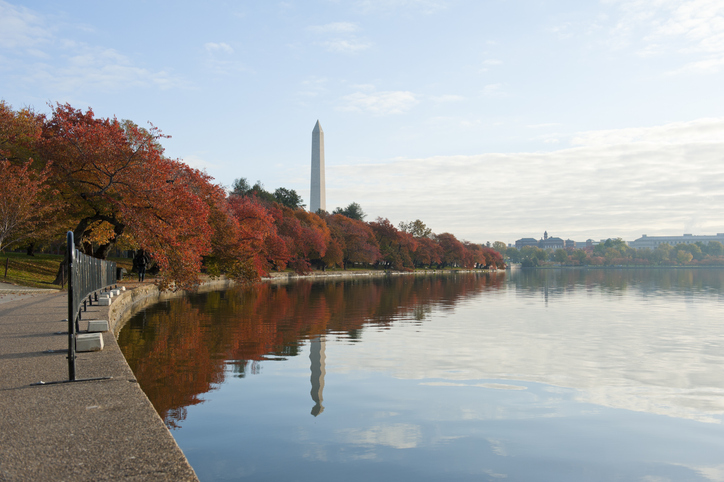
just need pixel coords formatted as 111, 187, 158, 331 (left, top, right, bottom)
133, 249, 149, 282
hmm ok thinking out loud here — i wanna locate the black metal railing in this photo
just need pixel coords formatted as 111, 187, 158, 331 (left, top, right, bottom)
65, 231, 116, 381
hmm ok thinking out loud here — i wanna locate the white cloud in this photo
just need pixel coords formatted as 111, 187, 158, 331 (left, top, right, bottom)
570, 117, 724, 146
201, 42, 251, 77
297, 76, 329, 98
339, 423, 422, 449
309, 21, 370, 53
0, 0, 50, 49
604, 0, 724, 74
28, 46, 185, 92
318, 38, 372, 53
482, 83, 505, 97
480, 58, 503, 72
308, 22, 360, 34
527, 123, 562, 129
328, 117, 724, 242
0, 2, 185, 93
181, 154, 219, 173
669, 55, 724, 74
352, 0, 449, 14
429, 94, 465, 103
339, 89, 419, 115
204, 42, 234, 54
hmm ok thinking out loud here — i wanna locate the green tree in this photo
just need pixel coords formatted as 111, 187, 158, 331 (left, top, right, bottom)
492, 241, 507, 254
273, 187, 305, 209
553, 248, 568, 263
399, 219, 432, 238
333, 202, 366, 221
705, 241, 723, 257
676, 250, 693, 264
505, 246, 521, 263
230, 177, 251, 196
570, 249, 586, 265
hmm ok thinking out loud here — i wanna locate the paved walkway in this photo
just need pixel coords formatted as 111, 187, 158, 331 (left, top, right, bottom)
0, 281, 58, 305
0, 290, 198, 481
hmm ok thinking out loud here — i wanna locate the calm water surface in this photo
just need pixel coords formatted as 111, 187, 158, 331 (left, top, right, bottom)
118, 269, 724, 481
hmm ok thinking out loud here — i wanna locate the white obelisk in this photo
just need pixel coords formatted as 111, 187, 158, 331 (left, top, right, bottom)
310, 120, 326, 213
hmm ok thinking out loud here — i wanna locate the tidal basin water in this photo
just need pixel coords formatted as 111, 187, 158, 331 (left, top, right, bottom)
118, 269, 724, 481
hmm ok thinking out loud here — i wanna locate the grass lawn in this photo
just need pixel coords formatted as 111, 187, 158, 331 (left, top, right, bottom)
1, 252, 134, 289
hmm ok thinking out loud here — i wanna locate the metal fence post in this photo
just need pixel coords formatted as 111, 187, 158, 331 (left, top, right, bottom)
66, 232, 77, 381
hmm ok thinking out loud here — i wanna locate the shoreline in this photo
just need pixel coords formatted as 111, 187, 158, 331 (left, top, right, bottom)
109, 268, 496, 335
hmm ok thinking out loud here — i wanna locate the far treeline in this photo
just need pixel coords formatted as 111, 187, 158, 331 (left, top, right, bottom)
0, 101, 504, 289
494, 238, 724, 267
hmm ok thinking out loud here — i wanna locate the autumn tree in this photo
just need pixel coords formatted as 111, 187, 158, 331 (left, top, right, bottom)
369, 217, 418, 270
412, 236, 443, 268
0, 160, 59, 251
326, 214, 380, 269
39, 104, 218, 288
227, 195, 289, 277
0, 103, 60, 251
435, 232, 466, 268
481, 246, 505, 268
274, 206, 329, 274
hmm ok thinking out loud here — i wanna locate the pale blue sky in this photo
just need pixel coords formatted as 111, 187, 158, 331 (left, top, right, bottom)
2, 0, 723, 244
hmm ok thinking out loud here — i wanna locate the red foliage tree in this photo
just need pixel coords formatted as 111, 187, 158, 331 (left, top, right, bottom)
369, 217, 418, 270
412, 236, 443, 268
274, 206, 329, 274
227, 195, 289, 277
435, 232, 466, 268
39, 104, 216, 288
0, 102, 59, 251
326, 214, 381, 269
0, 159, 59, 251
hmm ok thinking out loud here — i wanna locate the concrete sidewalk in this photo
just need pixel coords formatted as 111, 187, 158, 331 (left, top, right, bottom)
0, 281, 58, 305
0, 290, 198, 481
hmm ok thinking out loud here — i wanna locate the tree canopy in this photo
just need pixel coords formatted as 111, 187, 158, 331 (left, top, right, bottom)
1, 101, 507, 287
333, 202, 366, 221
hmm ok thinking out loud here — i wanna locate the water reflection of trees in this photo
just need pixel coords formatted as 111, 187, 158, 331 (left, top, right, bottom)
510, 268, 724, 299
118, 273, 505, 428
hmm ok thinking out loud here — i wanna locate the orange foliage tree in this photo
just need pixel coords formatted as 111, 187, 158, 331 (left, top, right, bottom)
227, 194, 289, 277
39, 104, 215, 288
326, 214, 381, 269
0, 102, 60, 251
275, 206, 330, 274
369, 217, 418, 270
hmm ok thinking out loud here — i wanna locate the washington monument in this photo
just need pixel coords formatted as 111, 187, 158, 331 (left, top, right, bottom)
310, 120, 326, 213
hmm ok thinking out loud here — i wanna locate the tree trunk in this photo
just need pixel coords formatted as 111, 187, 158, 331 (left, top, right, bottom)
53, 253, 68, 286
26, 242, 35, 256
52, 216, 94, 285
94, 222, 125, 259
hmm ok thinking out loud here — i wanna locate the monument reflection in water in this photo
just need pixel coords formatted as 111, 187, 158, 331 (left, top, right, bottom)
118, 270, 724, 481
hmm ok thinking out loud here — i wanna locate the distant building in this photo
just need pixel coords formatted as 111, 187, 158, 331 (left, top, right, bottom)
539, 232, 564, 250
515, 238, 539, 249
565, 239, 576, 249
515, 231, 564, 250
629, 233, 724, 249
